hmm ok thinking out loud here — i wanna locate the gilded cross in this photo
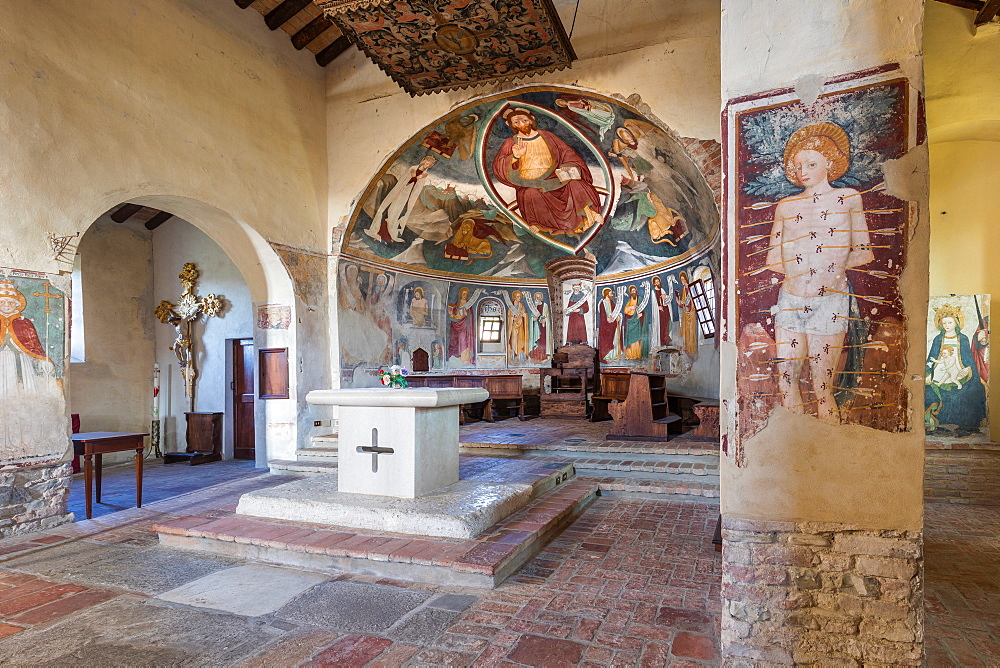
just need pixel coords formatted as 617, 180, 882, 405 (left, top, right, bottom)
32, 282, 63, 314
154, 263, 226, 410
356, 428, 394, 473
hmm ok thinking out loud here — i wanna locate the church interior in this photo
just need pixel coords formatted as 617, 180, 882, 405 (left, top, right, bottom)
0, 0, 998, 664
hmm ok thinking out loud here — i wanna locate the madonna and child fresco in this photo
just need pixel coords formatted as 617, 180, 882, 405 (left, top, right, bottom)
337, 86, 720, 385
731, 72, 913, 442
925, 296, 989, 437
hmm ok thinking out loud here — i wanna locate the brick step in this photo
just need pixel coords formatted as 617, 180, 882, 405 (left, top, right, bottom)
268, 459, 337, 476
294, 446, 338, 462
459, 439, 719, 457
152, 477, 598, 588
542, 455, 718, 476
581, 474, 720, 499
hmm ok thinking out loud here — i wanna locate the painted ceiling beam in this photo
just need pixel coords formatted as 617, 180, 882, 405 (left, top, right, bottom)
111, 203, 143, 224
292, 15, 333, 49
975, 0, 1000, 24
316, 35, 351, 67
234, 0, 255, 9
144, 211, 173, 231
265, 0, 313, 30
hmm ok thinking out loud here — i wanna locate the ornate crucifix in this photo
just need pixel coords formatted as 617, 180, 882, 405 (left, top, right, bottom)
154, 263, 225, 411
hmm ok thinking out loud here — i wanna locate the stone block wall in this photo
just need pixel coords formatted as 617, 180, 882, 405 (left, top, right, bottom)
925, 443, 1000, 506
721, 517, 922, 666
0, 463, 73, 539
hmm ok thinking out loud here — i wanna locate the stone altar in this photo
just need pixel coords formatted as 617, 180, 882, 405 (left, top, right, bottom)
306, 387, 487, 498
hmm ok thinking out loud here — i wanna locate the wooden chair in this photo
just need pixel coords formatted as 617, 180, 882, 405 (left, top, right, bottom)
539, 344, 599, 417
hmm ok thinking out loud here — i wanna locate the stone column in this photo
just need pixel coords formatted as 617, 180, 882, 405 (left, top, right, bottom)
719, 1, 928, 664
544, 255, 597, 347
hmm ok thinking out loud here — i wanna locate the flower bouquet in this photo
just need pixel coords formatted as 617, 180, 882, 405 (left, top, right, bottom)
379, 365, 409, 389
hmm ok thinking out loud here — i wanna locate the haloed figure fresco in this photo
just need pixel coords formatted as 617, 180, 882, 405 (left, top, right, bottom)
733, 75, 911, 440
766, 123, 873, 423
925, 298, 989, 437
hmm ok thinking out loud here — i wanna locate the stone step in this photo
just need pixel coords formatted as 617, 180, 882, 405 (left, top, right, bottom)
459, 439, 719, 457
152, 476, 598, 588
542, 455, 718, 476
310, 433, 338, 445
268, 459, 338, 476
580, 473, 720, 499
295, 446, 338, 462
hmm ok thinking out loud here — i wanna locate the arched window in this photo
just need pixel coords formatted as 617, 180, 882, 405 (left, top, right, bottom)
477, 298, 505, 354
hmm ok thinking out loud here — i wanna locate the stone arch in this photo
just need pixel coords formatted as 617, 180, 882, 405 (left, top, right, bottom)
73, 193, 299, 467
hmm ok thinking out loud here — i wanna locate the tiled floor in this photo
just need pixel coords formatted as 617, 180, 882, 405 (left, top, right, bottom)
0, 433, 992, 665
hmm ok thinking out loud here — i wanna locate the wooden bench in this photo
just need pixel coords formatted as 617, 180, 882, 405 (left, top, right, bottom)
407, 374, 524, 422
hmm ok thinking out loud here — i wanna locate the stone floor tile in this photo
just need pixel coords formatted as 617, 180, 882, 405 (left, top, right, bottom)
154, 564, 329, 617
276, 580, 431, 633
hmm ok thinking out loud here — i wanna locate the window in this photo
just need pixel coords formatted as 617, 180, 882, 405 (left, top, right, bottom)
70, 254, 85, 363
479, 315, 502, 342
688, 279, 716, 338
477, 298, 505, 353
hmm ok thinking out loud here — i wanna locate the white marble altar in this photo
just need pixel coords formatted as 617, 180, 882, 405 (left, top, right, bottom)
305, 387, 488, 498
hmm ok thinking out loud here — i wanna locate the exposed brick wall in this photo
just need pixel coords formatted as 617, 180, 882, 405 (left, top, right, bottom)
721, 517, 922, 666
678, 137, 722, 208
925, 446, 1000, 506
0, 463, 73, 539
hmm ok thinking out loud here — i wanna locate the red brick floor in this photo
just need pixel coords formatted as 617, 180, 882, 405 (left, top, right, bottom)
1, 457, 996, 665
923, 503, 1000, 667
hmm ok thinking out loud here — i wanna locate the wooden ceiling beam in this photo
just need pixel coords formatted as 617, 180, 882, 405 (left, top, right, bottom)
292, 15, 333, 50
265, 0, 313, 30
111, 203, 143, 223
316, 35, 351, 67
975, 0, 1000, 23
234, 0, 255, 9
932, 0, 985, 10
144, 211, 173, 231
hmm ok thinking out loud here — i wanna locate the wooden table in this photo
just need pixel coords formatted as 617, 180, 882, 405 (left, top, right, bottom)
71, 432, 147, 520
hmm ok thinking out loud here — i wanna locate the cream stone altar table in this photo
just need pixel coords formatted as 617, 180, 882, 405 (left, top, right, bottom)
304, 387, 487, 497
235, 386, 559, 539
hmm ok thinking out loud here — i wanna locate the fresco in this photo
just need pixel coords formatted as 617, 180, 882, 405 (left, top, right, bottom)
730, 74, 912, 441
342, 86, 718, 282
0, 271, 68, 465
561, 279, 595, 346
926, 295, 989, 437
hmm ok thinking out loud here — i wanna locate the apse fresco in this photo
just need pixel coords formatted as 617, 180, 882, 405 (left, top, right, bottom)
0, 270, 68, 465
343, 86, 718, 281
730, 73, 913, 442
926, 295, 989, 438
338, 258, 718, 383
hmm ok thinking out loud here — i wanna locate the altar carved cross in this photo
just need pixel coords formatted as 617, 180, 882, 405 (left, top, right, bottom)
154, 263, 225, 411
356, 427, 394, 473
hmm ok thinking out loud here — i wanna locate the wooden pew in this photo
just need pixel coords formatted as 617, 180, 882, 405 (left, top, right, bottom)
407, 373, 524, 422
606, 372, 681, 441
590, 370, 630, 422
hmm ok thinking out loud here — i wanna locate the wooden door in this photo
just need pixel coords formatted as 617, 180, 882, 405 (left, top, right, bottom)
232, 338, 255, 460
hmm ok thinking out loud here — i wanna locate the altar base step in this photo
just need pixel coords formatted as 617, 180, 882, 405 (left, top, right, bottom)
151, 477, 597, 588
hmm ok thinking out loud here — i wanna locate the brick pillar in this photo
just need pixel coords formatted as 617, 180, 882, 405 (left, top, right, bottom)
719, 1, 928, 663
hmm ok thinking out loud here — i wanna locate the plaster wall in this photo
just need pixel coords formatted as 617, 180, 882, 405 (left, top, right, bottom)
68, 218, 156, 466
721, 0, 924, 101
925, 3, 1000, 441
0, 0, 328, 278
720, 0, 928, 531
152, 218, 253, 456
